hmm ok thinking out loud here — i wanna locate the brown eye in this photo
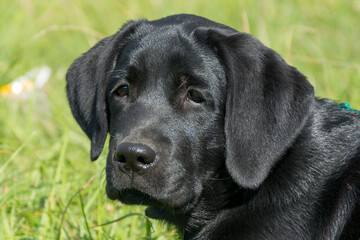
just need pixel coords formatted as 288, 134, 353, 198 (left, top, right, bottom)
186, 89, 205, 103
116, 85, 129, 97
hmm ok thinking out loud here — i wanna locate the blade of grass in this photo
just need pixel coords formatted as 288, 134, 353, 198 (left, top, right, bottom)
93, 213, 149, 227
84, 187, 98, 213
57, 175, 96, 240
1, 206, 13, 237
56, 130, 69, 203
142, 215, 153, 239
79, 192, 93, 240
0, 131, 36, 173
96, 188, 103, 240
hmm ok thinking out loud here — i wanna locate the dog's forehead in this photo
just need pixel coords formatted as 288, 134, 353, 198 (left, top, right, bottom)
135, 26, 202, 64
139, 25, 187, 45
120, 26, 219, 79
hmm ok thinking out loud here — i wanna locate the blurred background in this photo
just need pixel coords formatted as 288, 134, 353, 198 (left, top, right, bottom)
1, 0, 359, 239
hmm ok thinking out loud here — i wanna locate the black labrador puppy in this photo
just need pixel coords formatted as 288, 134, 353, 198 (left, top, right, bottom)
66, 14, 360, 240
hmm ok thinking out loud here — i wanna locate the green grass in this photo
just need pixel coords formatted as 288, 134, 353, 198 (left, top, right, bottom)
0, 0, 359, 239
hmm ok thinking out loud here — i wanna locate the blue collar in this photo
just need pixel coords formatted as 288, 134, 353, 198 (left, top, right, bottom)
338, 102, 360, 114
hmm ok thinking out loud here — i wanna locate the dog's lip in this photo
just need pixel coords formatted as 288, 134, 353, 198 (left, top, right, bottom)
106, 185, 161, 206
105, 185, 194, 214
145, 204, 192, 221
106, 184, 120, 200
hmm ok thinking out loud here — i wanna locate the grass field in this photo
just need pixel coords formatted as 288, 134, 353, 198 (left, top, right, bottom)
1, 0, 359, 239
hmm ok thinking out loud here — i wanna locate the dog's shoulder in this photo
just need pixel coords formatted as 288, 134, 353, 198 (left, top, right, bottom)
316, 98, 360, 127
304, 98, 360, 186
309, 99, 360, 239
311, 98, 360, 145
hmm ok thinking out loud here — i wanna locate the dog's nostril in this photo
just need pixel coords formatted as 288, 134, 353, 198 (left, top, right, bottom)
117, 155, 126, 163
136, 156, 154, 165
114, 142, 156, 170
137, 156, 146, 164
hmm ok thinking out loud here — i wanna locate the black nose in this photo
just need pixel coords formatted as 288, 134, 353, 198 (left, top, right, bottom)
114, 142, 156, 170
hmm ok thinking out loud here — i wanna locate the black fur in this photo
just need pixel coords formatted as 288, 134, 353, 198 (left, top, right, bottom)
66, 14, 360, 239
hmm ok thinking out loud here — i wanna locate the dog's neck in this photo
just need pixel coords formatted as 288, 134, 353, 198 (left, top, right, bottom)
145, 165, 252, 238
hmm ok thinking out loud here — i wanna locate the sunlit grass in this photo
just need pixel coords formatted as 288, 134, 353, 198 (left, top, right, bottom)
1, 0, 359, 239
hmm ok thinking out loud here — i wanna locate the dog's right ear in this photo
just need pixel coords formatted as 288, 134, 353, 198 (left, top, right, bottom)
194, 27, 314, 189
66, 20, 144, 161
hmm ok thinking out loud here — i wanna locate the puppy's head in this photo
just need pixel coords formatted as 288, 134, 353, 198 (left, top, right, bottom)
66, 14, 314, 215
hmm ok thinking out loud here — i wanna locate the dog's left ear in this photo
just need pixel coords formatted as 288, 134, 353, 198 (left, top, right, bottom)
194, 27, 314, 188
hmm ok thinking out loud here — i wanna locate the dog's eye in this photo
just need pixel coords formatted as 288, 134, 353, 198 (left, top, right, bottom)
186, 89, 205, 104
116, 85, 129, 97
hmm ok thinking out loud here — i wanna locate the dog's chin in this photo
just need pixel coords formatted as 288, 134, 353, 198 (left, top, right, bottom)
145, 206, 170, 219
106, 185, 192, 222
106, 186, 160, 206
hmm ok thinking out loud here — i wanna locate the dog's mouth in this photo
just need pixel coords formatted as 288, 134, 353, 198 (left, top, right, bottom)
106, 184, 193, 221
106, 185, 161, 206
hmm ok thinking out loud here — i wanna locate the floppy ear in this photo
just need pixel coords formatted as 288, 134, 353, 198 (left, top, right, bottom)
66, 20, 144, 161
195, 27, 314, 188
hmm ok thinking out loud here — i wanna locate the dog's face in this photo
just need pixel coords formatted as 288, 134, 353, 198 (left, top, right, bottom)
105, 26, 226, 208
66, 14, 314, 218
